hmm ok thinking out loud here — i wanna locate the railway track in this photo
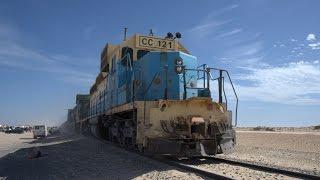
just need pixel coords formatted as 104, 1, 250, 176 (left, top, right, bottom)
93, 135, 232, 179
173, 156, 320, 180
204, 156, 320, 180
154, 157, 233, 179
93, 135, 320, 179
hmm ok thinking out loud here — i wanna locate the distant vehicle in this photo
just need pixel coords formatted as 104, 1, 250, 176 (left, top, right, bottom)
32, 125, 47, 139
48, 126, 58, 134
4, 128, 12, 134
23, 126, 32, 132
4, 127, 24, 134
12, 127, 24, 134
4, 126, 14, 133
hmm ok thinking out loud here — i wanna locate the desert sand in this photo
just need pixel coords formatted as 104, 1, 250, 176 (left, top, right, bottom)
220, 130, 320, 176
187, 129, 320, 179
0, 130, 205, 180
0, 125, 319, 179
0, 132, 34, 158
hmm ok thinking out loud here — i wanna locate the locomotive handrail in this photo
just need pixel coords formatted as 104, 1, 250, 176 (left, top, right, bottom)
183, 66, 238, 127
184, 68, 208, 89
209, 68, 238, 127
120, 51, 135, 108
184, 68, 207, 71
222, 77, 228, 110
196, 64, 208, 70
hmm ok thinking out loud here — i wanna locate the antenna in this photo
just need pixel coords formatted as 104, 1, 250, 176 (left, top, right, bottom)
149, 29, 154, 36
123, 28, 127, 41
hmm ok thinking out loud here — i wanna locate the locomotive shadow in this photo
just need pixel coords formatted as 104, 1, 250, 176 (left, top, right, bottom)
175, 157, 223, 166
19, 137, 34, 140
0, 134, 211, 179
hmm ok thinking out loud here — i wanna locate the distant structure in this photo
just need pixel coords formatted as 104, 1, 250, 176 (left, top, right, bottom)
68, 94, 90, 132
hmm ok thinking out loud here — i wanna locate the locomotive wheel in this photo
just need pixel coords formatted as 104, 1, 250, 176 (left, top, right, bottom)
108, 129, 113, 141
118, 133, 125, 146
138, 144, 144, 153
131, 131, 136, 147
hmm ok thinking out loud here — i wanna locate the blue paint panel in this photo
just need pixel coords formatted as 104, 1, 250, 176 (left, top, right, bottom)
93, 51, 203, 116
133, 51, 198, 101
178, 52, 198, 99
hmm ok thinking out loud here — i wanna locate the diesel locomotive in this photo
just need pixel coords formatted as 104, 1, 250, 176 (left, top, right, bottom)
69, 31, 238, 156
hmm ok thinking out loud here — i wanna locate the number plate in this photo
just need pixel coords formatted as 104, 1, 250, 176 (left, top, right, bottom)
136, 35, 176, 50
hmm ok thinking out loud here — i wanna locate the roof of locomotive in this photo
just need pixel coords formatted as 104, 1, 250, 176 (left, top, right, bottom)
90, 33, 191, 94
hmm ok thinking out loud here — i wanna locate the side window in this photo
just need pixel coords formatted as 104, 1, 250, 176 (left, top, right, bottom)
137, 50, 149, 60
106, 64, 109, 73
111, 56, 116, 73
121, 47, 133, 61
121, 47, 133, 67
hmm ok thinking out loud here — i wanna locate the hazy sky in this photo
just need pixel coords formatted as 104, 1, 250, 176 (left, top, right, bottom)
0, 0, 319, 126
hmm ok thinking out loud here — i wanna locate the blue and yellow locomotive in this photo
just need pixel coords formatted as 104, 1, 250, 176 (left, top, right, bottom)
71, 31, 238, 156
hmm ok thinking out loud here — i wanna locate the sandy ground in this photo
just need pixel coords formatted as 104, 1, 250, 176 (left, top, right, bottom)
0, 132, 34, 158
188, 130, 320, 179
1, 126, 319, 179
0, 131, 206, 180
219, 130, 320, 176
236, 126, 320, 133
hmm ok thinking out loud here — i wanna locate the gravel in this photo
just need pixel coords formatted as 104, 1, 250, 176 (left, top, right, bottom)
190, 159, 298, 180
218, 130, 320, 176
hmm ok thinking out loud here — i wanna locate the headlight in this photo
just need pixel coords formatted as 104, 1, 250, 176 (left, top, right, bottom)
175, 66, 183, 74
175, 58, 183, 65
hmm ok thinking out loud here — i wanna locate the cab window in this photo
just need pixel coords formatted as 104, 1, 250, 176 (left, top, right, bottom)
121, 47, 133, 61
137, 50, 149, 60
111, 56, 116, 73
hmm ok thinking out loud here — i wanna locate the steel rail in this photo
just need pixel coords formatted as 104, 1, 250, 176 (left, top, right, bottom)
90, 133, 320, 180
156, 157, 232, 180
204, 156, 320, 180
